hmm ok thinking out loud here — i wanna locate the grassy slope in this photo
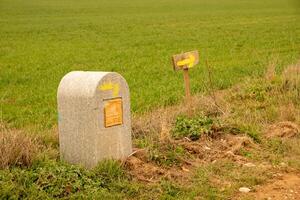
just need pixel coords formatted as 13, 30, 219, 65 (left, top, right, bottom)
0, 0, 299, 130
1, 63, 299, 199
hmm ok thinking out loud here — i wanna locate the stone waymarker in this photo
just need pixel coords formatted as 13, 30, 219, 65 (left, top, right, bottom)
57, 71, 132, 168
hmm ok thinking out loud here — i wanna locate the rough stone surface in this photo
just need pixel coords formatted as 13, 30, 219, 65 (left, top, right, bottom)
57, 71, 132, 168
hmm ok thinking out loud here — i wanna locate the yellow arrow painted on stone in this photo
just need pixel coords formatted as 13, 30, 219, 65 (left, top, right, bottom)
99, 82, 120, 97
176, 54, 196, 68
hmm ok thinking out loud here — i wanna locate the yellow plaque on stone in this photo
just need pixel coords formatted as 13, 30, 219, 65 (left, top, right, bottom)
104, 98, 123, 128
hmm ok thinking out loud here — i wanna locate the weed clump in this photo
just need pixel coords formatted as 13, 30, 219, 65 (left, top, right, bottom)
93, 159, 127, 184
172, 115, 214, 140
0, 158, 139, 199
148, 144, 186, 166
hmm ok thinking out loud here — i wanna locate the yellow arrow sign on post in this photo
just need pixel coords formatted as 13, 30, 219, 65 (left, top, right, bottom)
172, 50, 199, 71
176, 54, 196, 68
172, 50, 199, 114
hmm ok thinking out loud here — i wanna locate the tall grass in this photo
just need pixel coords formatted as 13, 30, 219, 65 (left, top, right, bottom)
0, 123, 40, 169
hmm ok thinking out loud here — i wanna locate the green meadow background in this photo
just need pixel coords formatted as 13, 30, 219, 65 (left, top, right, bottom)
0, 0, 299, 130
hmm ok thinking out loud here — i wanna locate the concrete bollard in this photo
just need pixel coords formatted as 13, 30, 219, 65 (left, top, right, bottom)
57, 71, 132, 168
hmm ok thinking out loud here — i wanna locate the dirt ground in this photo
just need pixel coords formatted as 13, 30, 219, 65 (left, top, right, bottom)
240, 173, 300, 200
125, 134, 254, 183
127, 120, 300, 199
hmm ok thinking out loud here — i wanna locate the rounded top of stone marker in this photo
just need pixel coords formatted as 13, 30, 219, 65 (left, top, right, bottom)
57, 71, 128, 99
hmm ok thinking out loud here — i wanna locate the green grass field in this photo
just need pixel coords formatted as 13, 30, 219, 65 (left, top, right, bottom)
1, 1, 300, 199
1, 0, 299, 130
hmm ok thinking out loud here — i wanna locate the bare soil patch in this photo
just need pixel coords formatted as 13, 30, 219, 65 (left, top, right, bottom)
124, 134, 255, 183
242, 173, 300, 200
266, 121, 299, 138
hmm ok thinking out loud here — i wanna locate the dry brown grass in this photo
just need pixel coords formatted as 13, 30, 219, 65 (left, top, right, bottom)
0, 123, 41, 169
279, 61, 300, 124
278, 103, 296, 122
265, 59, 277, 81
132, 92, 229, 141
282, 61, 300, 90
